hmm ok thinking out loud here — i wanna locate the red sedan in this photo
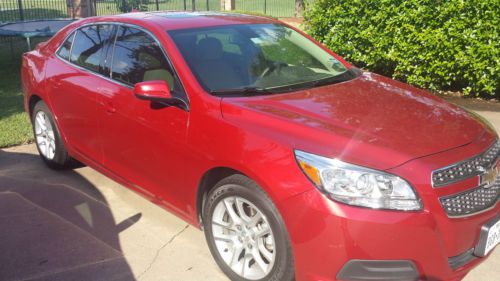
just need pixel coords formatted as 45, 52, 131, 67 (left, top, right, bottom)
21, 12, 499, 281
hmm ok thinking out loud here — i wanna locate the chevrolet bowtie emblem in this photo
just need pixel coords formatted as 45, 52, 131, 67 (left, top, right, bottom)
480, 166, 498, 188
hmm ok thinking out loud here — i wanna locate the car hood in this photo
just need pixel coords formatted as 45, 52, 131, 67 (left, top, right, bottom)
220, 72, 490, 170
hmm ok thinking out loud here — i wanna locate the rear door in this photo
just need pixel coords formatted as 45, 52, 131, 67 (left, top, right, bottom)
96, 25, 190, 205
46, 24, 115, 163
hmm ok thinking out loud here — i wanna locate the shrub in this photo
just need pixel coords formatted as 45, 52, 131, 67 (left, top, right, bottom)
115, 0, 149, 13
304, 0, 499, 97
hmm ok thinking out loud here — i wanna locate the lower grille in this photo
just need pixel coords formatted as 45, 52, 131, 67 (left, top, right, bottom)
448, 248, 477, 270
440, 176, 500, 217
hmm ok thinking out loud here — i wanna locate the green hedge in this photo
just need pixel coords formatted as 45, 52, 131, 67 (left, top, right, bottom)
304, 0, 499, 97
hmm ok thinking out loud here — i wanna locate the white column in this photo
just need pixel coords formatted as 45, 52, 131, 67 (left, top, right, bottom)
224, 0, 235, 11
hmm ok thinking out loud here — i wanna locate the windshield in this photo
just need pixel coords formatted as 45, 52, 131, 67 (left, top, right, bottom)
168, 24, 354, 96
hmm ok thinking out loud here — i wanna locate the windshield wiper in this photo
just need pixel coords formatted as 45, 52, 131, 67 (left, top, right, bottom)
209, 69, 361, 97
210, 86, 275, 97
308, 69, 358, 88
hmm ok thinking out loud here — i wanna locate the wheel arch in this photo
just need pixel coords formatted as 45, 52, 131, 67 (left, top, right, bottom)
28, 94, 43, 118
196, 166, 245, 227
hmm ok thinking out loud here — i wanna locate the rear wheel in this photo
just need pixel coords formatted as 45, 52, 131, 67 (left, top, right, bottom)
203, 175, 294, 281
32, 101, 74, 169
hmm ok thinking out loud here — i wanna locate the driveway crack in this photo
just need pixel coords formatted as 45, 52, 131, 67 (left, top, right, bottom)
137, 224, 190, 280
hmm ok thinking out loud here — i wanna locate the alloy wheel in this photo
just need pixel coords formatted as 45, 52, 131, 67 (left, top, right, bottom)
34, 111, 56, 160
211, 196, 276, 280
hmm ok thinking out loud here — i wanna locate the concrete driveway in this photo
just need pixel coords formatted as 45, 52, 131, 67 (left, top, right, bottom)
1, 103, 499, 281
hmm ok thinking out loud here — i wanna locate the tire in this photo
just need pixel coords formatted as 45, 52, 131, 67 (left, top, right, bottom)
203, 174, 295, 281
32, 101, 74, 169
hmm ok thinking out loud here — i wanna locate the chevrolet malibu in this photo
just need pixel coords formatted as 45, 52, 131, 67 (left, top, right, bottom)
21, 12, 499, 281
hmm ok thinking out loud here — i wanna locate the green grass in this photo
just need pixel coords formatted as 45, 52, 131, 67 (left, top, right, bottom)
0, 39, 37, 148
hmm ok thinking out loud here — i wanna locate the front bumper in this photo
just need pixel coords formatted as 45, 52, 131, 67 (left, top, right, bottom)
279, 135, 500, 281
278, 187, 499, 281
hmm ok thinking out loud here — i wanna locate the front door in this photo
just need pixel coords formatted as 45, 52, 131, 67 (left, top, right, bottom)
96, 25, 190, 207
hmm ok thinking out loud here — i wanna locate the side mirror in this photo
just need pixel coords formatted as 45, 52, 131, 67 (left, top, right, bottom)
134, 80, 173, 102
134, 80, 188, 111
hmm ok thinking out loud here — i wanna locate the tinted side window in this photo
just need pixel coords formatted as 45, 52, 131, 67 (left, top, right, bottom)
70, 25, 114, 72
111, 26, 177, 91
57, 32, 75, 60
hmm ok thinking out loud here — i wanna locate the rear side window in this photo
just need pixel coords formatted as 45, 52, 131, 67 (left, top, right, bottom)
70, 24, 114, 72
111, 26, 177, 91
57, 32, 75, 61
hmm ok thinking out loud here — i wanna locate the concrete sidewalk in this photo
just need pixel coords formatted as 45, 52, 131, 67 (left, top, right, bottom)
0, 107, 499, 280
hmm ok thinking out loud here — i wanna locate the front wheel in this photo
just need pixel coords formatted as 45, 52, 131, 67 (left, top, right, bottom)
203, 175, 294, 281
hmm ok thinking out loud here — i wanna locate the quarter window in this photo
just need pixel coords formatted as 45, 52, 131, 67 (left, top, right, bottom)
70, 24, 114, 73
111, 26, 177, 91
57, 32, 75, 61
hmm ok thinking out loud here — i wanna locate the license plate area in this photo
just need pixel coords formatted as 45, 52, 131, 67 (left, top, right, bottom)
474, 215, 500, 257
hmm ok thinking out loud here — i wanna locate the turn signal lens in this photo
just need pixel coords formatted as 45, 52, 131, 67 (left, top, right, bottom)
298, 160, 321, 186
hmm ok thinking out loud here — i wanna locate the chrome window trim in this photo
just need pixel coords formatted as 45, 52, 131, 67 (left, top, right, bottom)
54, 21, 190, 109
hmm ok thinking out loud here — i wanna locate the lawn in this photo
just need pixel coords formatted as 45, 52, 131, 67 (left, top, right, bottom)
0, 39, 36, 148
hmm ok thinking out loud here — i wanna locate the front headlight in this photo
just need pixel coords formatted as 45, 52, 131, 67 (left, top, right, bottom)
295, 150, 422, 211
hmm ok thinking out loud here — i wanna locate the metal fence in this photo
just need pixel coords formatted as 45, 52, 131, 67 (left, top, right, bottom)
236, 0, 295, 18
0, 0, 69, 22
94, 0, 297, 17
95, 0, 222, 16
0, 0, 297, 23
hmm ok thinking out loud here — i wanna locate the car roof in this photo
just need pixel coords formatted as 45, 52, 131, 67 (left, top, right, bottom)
85, 11, 279, 31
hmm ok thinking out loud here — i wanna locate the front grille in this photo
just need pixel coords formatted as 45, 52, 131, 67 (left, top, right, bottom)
440, 176, 500, 217
432, 141, 500, 187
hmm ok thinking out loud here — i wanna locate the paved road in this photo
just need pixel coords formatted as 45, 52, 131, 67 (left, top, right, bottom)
0, 106, 499, 281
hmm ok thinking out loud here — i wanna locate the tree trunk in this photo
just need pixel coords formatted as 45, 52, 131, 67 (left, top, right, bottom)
73, 0, 96, 18
295, 0, 304, 17
224, 0, 235, 11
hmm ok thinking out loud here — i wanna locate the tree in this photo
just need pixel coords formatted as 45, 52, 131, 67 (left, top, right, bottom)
295, 0, 304, 17
115, 0, 149, 13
